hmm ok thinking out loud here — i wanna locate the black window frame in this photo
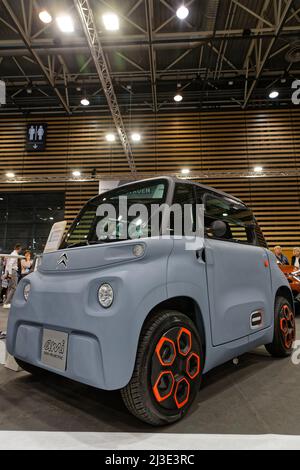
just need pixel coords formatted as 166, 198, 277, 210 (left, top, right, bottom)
203, 191, 258, 246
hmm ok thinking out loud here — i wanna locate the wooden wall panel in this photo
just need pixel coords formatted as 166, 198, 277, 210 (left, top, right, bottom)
0, 108, 299, 250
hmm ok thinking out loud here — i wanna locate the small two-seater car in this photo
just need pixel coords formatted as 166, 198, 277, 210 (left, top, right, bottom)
7, 177, 295, 425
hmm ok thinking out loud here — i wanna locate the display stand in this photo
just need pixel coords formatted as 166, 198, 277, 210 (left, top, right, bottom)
0, 340, 21, 371
5, 352, 21, 372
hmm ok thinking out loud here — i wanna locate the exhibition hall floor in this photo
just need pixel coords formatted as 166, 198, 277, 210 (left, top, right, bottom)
1, 306, 300, 449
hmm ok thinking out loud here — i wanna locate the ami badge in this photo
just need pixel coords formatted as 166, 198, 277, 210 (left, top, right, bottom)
26, 123, 47, 151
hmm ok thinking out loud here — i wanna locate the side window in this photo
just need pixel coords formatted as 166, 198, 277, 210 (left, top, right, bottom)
173, 184, 195, 205
171, 184, 196, 236
194, 186, 205, 204
205, 193, 255, 244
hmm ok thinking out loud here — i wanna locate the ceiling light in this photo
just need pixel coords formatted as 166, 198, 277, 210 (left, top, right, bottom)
106, 133, 116, 142
6, 172, 15, 178
56, 15, 74, 33
39, 10, 52, 24
131, 132, 141, 142
102, 13, 119, 31
80, 98, 90, 106
174, 93, 183, 102
176, 5, 189, 20
181, 168, 190, 175
269, 90, 279, 99
254, 166, 263, 173
72, 170, 81, 177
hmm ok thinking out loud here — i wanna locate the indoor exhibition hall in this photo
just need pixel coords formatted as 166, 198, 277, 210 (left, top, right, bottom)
1, 0, 300, 453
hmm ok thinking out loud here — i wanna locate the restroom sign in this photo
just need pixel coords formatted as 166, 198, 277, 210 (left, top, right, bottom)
26, 123, 47, 151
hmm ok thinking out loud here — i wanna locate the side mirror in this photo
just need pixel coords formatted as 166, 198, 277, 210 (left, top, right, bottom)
210, 220, 227, 238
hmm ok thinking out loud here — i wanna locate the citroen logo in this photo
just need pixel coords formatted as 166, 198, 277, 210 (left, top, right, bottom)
57, 253, 68, 269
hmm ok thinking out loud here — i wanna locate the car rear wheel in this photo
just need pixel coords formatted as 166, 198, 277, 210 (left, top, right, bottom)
121, 310, 203, 426
265, 296, 296, 358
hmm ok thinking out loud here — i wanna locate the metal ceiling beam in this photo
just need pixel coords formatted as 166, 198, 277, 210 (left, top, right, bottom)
4, 66, 299, 87
243, 0, 271, 69
1, 0, 71, 114
243, 0, 293, 108
145, 0, 157, 112
2, 25, 300, 55
163, 49, 193, 72
232, 0, 273, 27
74, 0, 136, 174
115, 51, 146, 71
156, 0, 195, 31
1, 168, 300, 185
97, 0, 147, 34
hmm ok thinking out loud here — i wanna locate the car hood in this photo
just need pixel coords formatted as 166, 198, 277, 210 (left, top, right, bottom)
38, 238, 173, 273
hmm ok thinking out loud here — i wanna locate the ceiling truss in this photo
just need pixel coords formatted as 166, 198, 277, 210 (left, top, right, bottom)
74, 0, 136, 173
1, 168, 300, 185
0, 0, 299, 115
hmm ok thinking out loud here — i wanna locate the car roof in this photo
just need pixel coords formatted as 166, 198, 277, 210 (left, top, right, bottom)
111, 176, 244, 205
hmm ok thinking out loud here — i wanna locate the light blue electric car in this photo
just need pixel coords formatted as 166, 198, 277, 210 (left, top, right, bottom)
7, 177, 295, 425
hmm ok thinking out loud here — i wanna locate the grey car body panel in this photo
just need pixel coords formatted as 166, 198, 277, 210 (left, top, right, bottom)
6, 177, 292, 390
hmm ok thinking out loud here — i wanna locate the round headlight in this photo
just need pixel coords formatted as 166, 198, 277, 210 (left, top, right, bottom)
24, 284, 31, 301
98, 283, 114, 308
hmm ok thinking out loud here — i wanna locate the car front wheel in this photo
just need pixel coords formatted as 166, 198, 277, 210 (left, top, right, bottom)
121, 310, 203, 426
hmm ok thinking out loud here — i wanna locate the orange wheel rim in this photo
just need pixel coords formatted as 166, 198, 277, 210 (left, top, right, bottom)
151, 326, 201, 411
280, 304, 296, 350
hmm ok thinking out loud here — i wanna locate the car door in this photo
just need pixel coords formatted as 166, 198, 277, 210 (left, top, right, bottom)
203, 192, 273, 346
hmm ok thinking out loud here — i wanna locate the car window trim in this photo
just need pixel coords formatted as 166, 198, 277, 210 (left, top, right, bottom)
203, 191, 257, 246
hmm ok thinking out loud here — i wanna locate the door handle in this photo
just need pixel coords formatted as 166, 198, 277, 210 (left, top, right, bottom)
196, 248, 206, 262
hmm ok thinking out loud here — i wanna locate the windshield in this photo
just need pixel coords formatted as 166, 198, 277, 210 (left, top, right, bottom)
61, 179, 168, 248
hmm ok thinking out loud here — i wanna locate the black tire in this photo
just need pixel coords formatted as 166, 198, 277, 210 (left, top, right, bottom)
15, 358, 46, 376
265, 296, 296, 358
121, 310, 203, 426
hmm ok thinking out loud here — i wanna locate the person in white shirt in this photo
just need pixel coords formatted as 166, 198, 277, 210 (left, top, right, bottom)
3, 244, 22, 309
292, 247, 300, 269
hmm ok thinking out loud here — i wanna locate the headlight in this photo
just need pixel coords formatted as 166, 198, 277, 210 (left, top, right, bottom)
98, 283, 114, 308
23, 284, 31, 301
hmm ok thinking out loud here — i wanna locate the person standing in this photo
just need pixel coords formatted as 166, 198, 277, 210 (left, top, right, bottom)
21, 250, 33, 277
292, 247, 300, 269
274, 246, 289, 265
3, 244, 22, 309
0, 257, 7, 304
